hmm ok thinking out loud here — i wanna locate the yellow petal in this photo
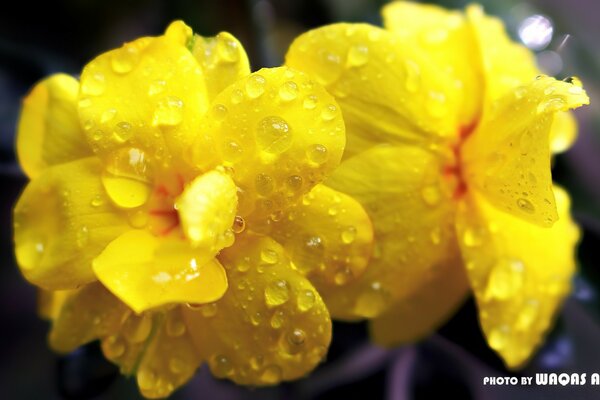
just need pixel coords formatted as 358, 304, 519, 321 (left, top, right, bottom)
183, 233, 331, 385
93, 230, 228, 313
49, 282, 129, 353
382, 1, 481, 126
77, 28, 209, 167
370, 250, 468, 345
14, 157, 129, 289
550, 111, 577, 154
455, 186, 579, 368
323, 145, 457, 319
38, 289, 74, 320
191, 31, 251, 101
191, 66, 345, 225
176, 169, 237, 252
134, 308, 202, 398
286, 23, 461, 157
466, 4, 538, 107
269, 183, 374, 289
17, 74, 92, 178
462, 75, 589, 227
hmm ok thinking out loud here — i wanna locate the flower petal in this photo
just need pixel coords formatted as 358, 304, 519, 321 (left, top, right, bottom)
49, 282, 129, 353
191, 67, 345, 225
191, 31, 251, 101
466, 4, 538, 106
14, 157, 129, 289
77, 26, 209, 167
382, 1, 482, 126
323, 145, 457, 319
286, 23, 461, 157
17, 74, 92, 178
455, 186, 579, 368
176, 169, 237, 252
38, 289, 74, 320
550, 111, 577, 154
183, 233, 331, 385
134, 308, 203, 398
93, 230, 228, 314
369, 250, 468, 346
462, 75, 589, 227
269, 183, 374, 290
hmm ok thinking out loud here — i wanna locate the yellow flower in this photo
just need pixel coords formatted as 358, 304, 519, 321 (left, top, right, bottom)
286, 1, 589, 368
14, 21, 375, 397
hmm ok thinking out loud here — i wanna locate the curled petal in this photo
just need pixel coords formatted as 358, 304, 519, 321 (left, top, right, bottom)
463, 75, 589, 227
38, 289, 74, 320
191, 66, 345, 225
13, 157, 129, 289
93, 230, 228, 314
183, 233, 331, 385
286, 23, 461, 157
270, 184, 374, 289
323, 145, 457, 319
455, 186, 579, 368
17, 74, 92, 178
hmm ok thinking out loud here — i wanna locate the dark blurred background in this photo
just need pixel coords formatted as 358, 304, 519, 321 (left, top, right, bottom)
1, 0, 600, 399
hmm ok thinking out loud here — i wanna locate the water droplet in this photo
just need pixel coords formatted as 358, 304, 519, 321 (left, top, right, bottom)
421, 185, 441, 206
347, 44, 369, 67
256, 116, 293, 154
91, 195, 104, 207
79, 98, 92, 109
303, 95, 318, 110
516, 198, 535, 214
334, 267, 353, 285
211, 355, 233, 378
320, 104, 337, 121
76, 226, 89, 248
250, 311, 263, 326
245, 74, 266, 98
152, 96, 184, 126
488, 325, 510, 351
221, 140, 243, 162
128, 209, 148, 228
100, 108, 117, 123
82, 72, 106, 96
485, 258, 525, 300
123, 315, 152, 343
137, 368, 156, 391
111, 46, 139, 74
216, 34, 240, 63
211, 104, 228, 121
279, 81, 299, 101
255, 173, 274, 196
260, 365, 282, 384
270, 309, 285, 328
261, 248, 279, 264
297, 289, 316, 312
341, 226, 357, 244
231, 88, 244, 104
265, 279, 290, 307
430, 227, 442, 245
236, 257, 251, 273
102, 148, 152, 208
250, 355, 264, 370
404, 60, 421, 93
516, 299, 539, 330
426, 91, 447, 118
169, 357, 187, 374
306, 144, 328, 165
166, 315, 186, 337
285, 175, 303, 193
232, 215, 246, 233
463, 227, 484, 247
113, 121, 132, 142
148, 79, 166, 96
102, 335, 126, 358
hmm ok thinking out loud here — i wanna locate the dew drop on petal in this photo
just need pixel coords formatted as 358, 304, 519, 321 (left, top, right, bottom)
516, 198, 535, 214
256, 116, 293, 154
81, 72, 106, 96
485, 258, 525, 300
306, 144, 328, 165
347, 44, 369, 67
260, 365, 282, 384
297, 289, 316, 312
303, 95, 318, 110
216, 34, 240, 63
320, 104, 337, 121
260, 248, 279, 264
341, 226, 357, 244
111, 46, 139, 74
245, 74, 266, 98
265, 279, 290, 307
255, 173, 274, 196
152, 96, 184, 126
279, 81, 299, 101
102, 335, 126, 359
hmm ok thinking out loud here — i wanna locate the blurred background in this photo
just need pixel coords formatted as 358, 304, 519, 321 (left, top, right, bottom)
1, 0, 599, 399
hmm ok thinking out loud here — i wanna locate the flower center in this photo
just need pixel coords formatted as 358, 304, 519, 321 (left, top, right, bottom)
147, 173, 186, 237
444, 120, 478, 200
